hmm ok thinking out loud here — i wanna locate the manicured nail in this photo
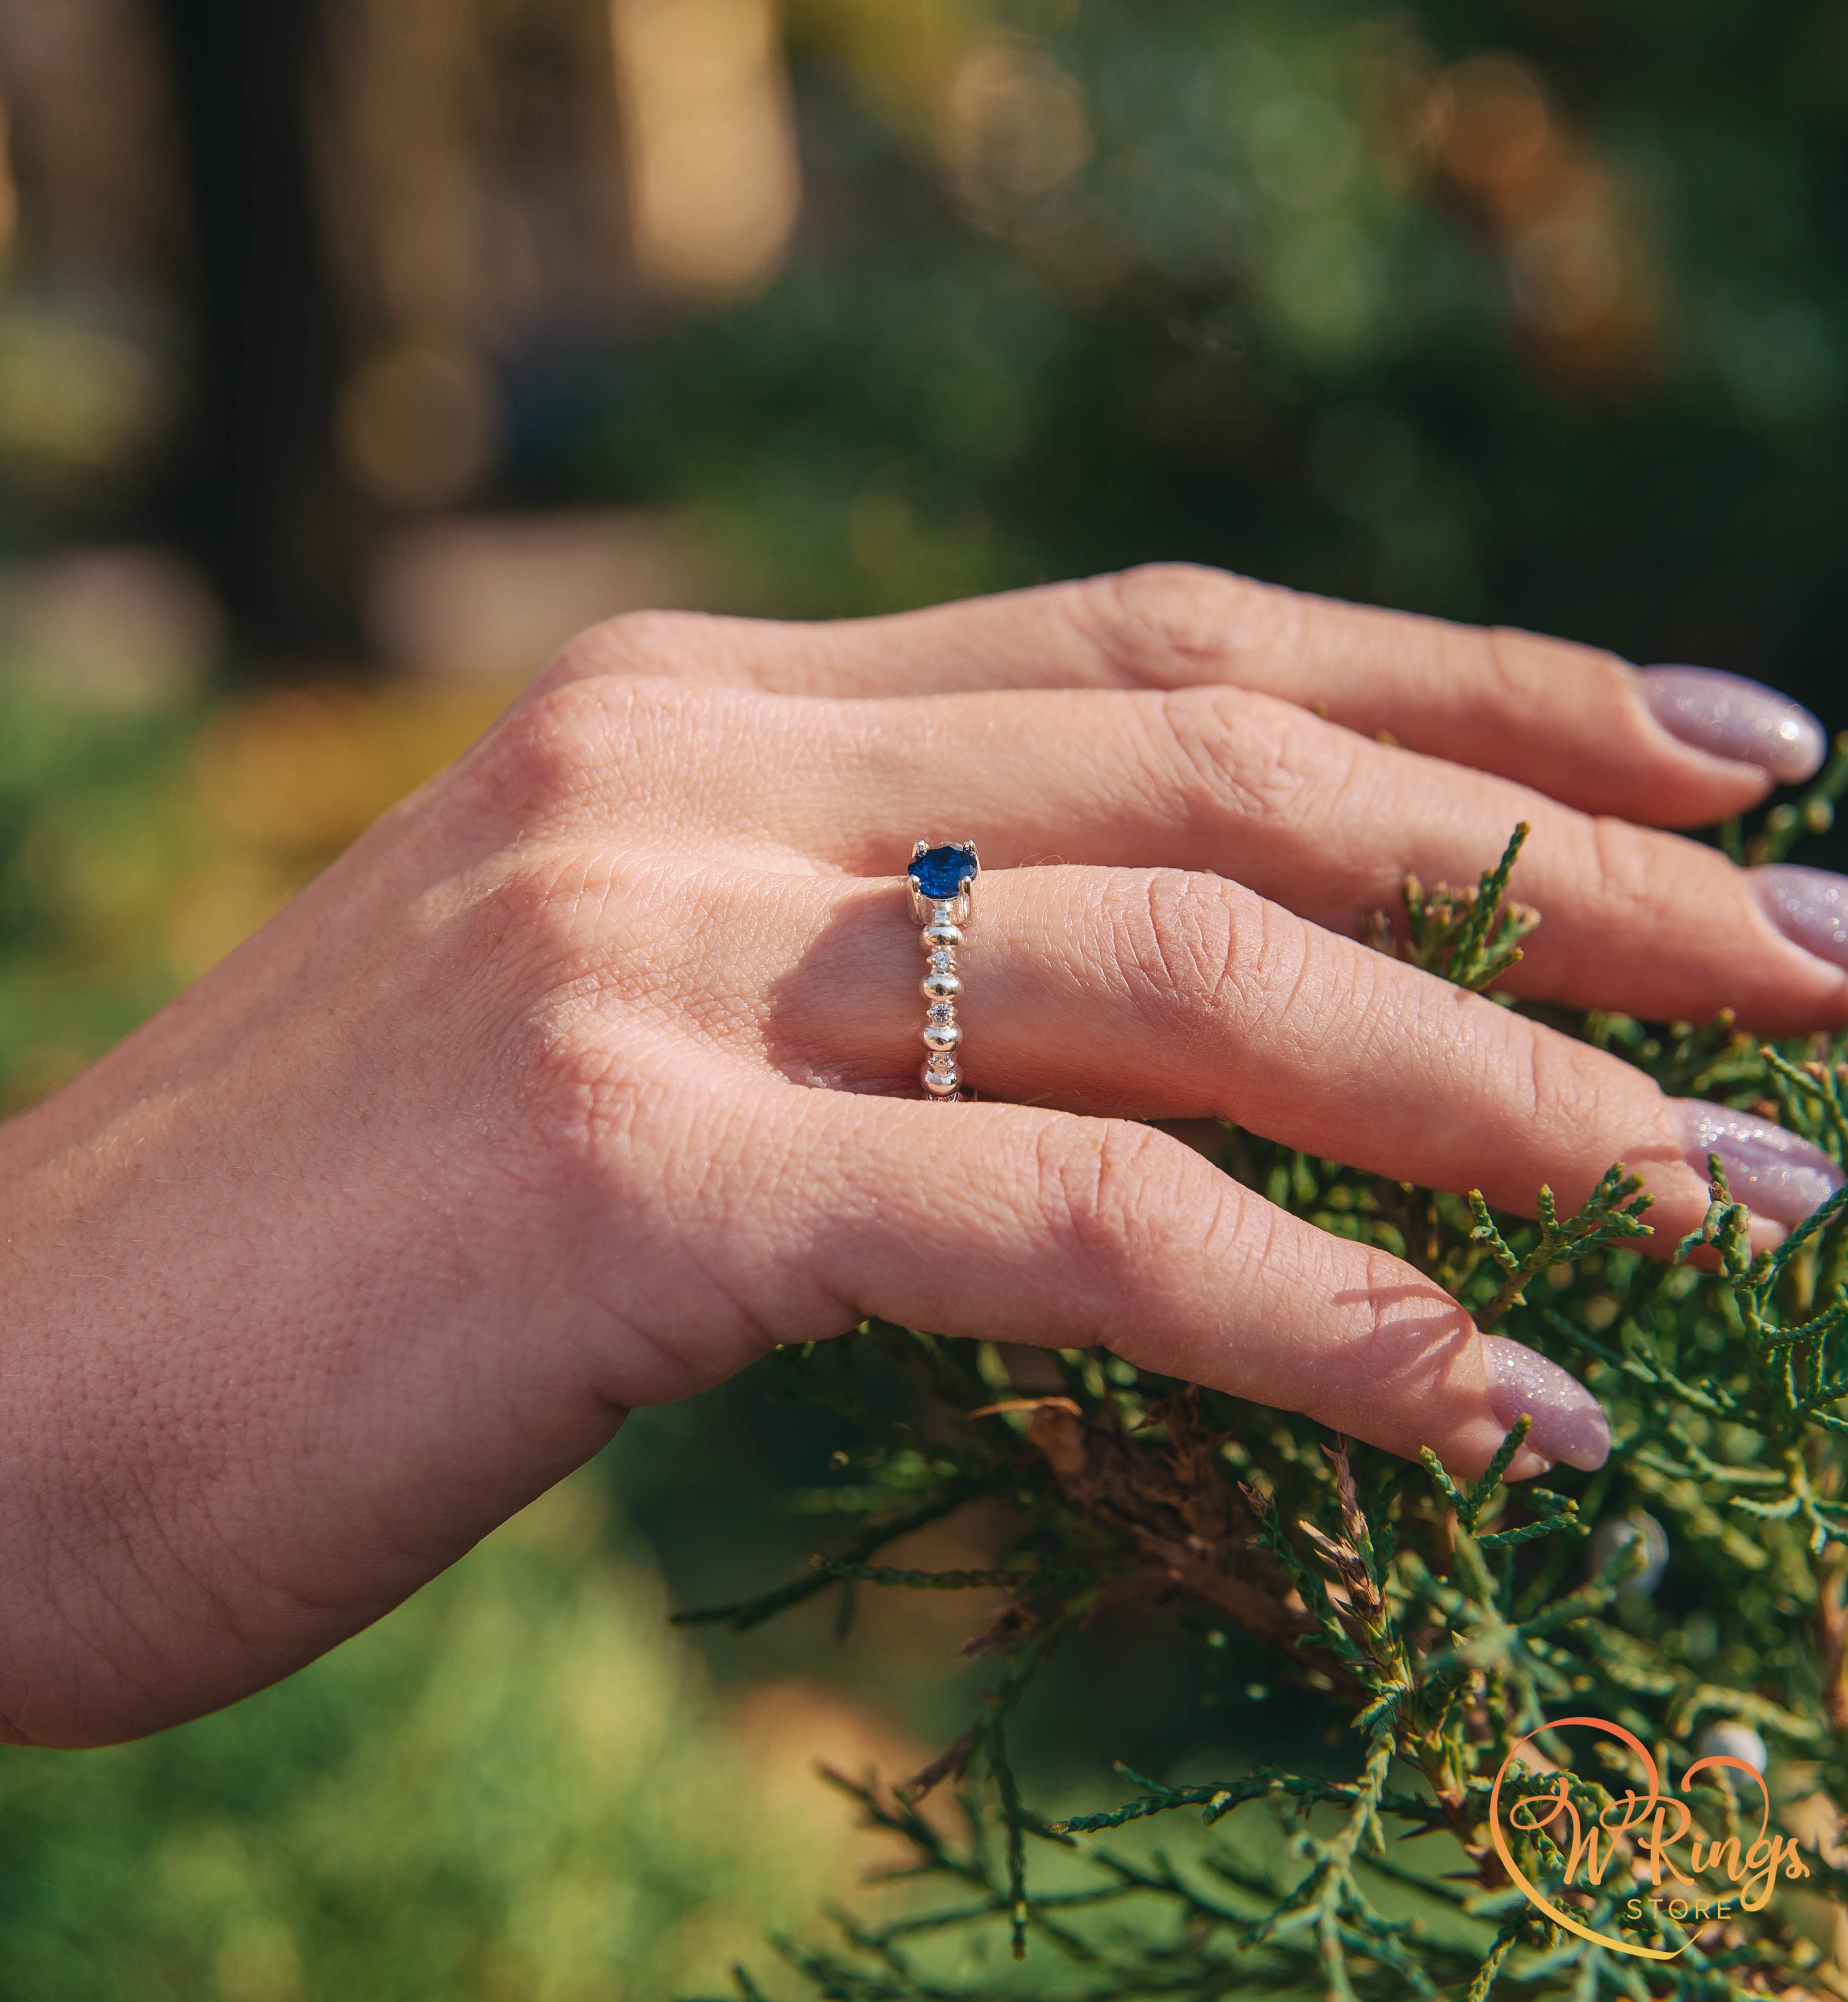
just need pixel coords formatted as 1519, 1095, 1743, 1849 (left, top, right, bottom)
1676, 1099, 1844, 1226
1750, 864, 1848, 971
1483, 1335, 1609, 1471
1640, 665, 1825, 782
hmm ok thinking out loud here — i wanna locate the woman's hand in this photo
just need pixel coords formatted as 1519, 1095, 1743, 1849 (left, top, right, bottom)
2, 564, 1842, 1746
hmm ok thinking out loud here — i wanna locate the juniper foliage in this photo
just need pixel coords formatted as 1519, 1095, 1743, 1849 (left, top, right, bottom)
681, 740, 1848, 2002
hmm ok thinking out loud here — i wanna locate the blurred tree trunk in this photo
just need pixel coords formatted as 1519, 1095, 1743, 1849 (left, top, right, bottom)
147, 0, 361, 662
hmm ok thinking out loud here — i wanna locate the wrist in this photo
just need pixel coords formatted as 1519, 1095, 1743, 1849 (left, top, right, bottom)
0, 977, 615, 1743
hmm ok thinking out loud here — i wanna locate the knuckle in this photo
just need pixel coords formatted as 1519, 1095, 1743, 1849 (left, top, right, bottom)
1510, 1015, 1554, 1126
1099, 868, 1269, 1034
538, 607, 725, 691
1154, 684, 1355, 828
1486, 623, 1624, 706
1111, 870, 1239, 1018
1581, 816, 1678, 927
1083, 562, 1297, 687
1519, 1012, 1647, 1151
1479, 623, 1534, 703
470, 672, 723, 822
464, 862, 684, 1185
1029, 1117, 1192, 1272
470, 678, 621, 816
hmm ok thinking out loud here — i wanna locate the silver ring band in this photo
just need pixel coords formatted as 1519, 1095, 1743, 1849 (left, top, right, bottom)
907, 840, 979, 1101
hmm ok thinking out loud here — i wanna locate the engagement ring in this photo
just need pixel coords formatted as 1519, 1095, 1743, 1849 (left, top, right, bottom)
907, 840, 978, 1100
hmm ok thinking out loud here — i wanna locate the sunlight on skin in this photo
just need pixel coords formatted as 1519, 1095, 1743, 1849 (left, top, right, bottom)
0, 566, 1838, 1745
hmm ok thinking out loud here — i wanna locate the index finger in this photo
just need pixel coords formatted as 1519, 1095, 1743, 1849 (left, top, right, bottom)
547, 565, 1825, 825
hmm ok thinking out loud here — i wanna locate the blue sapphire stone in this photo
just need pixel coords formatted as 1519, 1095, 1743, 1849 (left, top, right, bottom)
909, 844, 976, 899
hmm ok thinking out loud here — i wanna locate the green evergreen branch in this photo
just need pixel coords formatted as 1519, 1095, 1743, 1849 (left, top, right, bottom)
1476, 1504, 1583, 1554
1674, 1152, 1755, 1272
670, 1489, 979, 1630
1747, 730, 1848, 865
1760, 1043, 1848, 1161
1049, 1764, 1365, 1835
1399, 823, 1540, 992
1471, 1168, 1652, 1329
1764, 1173, 1848, 1286
1245, 1727, 1396, 2001
1464, 1414, 1534, 1528
710, 816, 1848, 2002
1416, 1447, 1468, 1518
1241, 1480, 1368, 1665
1463, 1923, 1520, 2002
814, 1557, 1096, 1593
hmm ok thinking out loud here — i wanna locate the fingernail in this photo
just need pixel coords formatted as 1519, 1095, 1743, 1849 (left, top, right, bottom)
1640, 665, 1825, 783
1750, 864, 1848, 971
1484, 1335, 1610, 1471
1676, 1098, 1844, 1226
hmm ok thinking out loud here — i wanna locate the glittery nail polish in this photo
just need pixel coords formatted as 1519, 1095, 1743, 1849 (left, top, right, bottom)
1677, 1099, 1844, 1225
1483, 1335, 1610, 1471
1750, 865, 1848, 972
1641, 665, 1825, 783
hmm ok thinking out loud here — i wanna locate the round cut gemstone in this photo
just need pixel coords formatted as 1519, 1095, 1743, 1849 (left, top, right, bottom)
909, 844, 976, 899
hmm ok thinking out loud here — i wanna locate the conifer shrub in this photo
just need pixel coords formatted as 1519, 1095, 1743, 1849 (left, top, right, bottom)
684, 748, 1848, 2001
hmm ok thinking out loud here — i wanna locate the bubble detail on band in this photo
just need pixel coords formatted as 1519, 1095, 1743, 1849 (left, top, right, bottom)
920, 899, 965, 1070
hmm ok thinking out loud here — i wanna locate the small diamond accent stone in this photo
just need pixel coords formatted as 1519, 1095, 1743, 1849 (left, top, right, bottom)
909, 845, 976, 899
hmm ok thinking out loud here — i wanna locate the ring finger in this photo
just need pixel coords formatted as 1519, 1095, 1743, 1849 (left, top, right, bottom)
670, 862, 1840, 1245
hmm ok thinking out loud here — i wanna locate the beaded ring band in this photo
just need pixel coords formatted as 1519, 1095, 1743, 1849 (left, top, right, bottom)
907, 839, 979, 1101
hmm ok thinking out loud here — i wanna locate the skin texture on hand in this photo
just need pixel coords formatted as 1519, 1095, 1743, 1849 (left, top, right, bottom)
0, 564, 1841, 1748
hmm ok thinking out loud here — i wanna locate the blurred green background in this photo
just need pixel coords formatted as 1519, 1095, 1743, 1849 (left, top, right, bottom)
0, 0, 1845, 1993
